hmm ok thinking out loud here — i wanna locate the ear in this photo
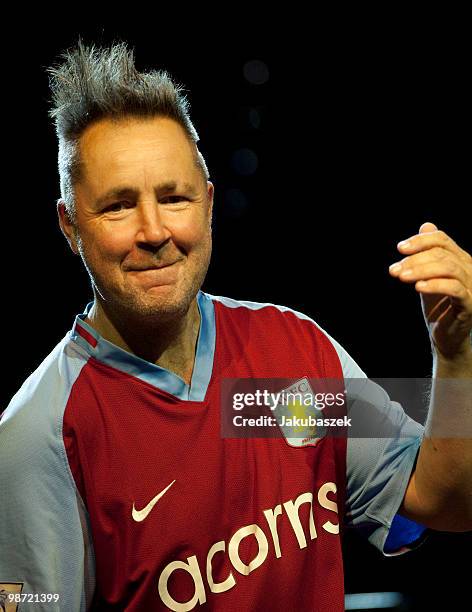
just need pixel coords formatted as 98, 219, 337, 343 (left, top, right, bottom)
207, 181, 214, 225
57, 199, 79, 255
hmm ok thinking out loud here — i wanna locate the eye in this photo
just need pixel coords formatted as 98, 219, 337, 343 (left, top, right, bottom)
104, 201, 130, 213
160, 196, 187, 204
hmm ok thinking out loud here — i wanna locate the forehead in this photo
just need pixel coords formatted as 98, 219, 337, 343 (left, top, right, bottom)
78, 116, 199, 185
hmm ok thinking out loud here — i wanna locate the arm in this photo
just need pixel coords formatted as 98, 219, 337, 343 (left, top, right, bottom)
318, 327, 429, 556
399, 351, 472, 531
390, 223, 472, 531
0, 358, 95, 611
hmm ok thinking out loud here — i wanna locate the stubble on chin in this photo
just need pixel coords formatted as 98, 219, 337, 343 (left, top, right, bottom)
112, 247, 211, 324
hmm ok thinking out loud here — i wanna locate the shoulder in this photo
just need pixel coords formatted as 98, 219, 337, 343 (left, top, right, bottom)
206, 291, 315, 319
206, 291, 330, 335
204, 291, 367, 379
0, 333, 90, 461
0, 334, 94, 609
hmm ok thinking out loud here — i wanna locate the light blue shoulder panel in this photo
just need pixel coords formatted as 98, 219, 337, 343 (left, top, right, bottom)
0, 333, 95, 611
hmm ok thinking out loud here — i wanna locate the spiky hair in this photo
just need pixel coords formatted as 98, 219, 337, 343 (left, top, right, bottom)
47, 38, 209, 223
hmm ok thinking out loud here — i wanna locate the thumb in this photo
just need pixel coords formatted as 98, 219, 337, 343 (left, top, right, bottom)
419, 221, 438, 234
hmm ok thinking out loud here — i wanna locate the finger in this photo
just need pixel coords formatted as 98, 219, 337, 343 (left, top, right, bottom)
398, 229, 471, 263
390, 247, 457, 272
414, 279, 472, 319
390, 259, 469, 285
429, 302, 472, 357
419, 222, 438, 233
425, 295, 451, 323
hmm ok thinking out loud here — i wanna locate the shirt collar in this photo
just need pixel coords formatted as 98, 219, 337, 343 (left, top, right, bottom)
69, 290, 215, 401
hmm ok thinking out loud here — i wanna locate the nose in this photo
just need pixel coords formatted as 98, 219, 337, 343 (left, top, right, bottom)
135, 201, 171, 247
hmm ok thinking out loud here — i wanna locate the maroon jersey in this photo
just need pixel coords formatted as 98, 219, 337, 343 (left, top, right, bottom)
0, 291, 426, 611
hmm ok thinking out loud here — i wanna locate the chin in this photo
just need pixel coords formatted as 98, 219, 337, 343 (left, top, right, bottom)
100, 256, 209, 322
125, 286, 197, 321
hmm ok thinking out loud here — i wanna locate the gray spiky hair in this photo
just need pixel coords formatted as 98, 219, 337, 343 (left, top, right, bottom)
47, 38, 209, 224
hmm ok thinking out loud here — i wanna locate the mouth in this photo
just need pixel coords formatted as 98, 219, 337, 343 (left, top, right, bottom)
128, 262, 176, 272
126, 261, 180, 289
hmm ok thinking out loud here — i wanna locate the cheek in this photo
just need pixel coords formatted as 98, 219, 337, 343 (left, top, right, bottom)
185, 225, 211, 254
82, 225, 133, 261
167, 210, 211, 249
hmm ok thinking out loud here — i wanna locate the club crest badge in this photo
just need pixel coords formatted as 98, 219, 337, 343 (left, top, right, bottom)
272, 377, 328, 448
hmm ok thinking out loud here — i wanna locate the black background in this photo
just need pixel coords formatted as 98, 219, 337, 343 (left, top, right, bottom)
2, 18, 470, 611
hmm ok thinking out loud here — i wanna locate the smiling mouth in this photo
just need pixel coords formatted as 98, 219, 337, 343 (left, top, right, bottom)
129, 262, 177, 272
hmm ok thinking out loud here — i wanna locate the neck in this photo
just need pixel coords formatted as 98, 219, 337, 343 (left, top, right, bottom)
84, 297, 201, 386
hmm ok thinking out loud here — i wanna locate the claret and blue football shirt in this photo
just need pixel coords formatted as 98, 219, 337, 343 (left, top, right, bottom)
0, 291, 427, 611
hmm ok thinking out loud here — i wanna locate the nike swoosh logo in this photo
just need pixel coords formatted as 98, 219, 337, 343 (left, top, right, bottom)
132, 480, 176, 522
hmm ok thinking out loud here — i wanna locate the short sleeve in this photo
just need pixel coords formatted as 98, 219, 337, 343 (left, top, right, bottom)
317, 328, 430, 556
0, 375, 95, 610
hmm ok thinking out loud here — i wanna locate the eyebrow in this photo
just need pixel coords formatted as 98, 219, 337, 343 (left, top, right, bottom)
95, 181, 198, 207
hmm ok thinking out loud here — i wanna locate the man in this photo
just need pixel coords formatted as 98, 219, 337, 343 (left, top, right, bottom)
0, 40, 471, 611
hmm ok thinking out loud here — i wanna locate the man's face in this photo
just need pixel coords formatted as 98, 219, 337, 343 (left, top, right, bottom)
59, 116, 214, 322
